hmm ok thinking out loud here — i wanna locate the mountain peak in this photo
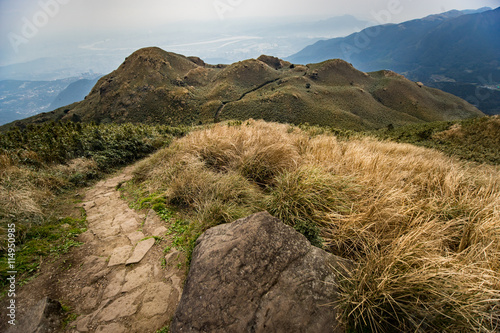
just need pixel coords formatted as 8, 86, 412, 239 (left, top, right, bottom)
306, 58, 370, 85
257, 55, 292, 70
119, 47, 198, 74
13, 47, 482, 129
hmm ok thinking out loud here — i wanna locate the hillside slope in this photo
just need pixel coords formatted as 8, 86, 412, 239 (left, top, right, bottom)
288, 7, 500, 115
288, 8, 499, 77
6, 47, 483, 131
49, 77, 101, 111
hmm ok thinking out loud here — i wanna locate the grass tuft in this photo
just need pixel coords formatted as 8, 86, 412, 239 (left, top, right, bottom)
266, 166, 353, 247
128, 119, 500, 332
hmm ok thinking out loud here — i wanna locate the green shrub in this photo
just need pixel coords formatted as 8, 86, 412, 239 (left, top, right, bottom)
373, 116, 500, 165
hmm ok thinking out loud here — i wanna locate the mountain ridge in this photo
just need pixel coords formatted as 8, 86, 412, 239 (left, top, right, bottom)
287, 7, 500, 115
3, 47, 483, 131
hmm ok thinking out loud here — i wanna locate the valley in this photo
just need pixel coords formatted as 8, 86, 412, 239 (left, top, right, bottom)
0, 75, 101, 126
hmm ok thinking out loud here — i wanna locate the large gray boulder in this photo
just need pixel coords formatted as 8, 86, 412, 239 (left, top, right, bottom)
171, 211, 349, 333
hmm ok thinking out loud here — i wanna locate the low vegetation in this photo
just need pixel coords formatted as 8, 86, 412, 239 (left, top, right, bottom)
374, 115, 500, 164
2, 116, 498, 331
0, 121, 187, 291
129, 119, 499, 332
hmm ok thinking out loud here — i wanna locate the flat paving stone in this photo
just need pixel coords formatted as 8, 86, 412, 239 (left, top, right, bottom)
126, 238, 155, 265
120, 219, 139, 234
122, 264, 152, 292
108, 246, 133, 267
127, 231, 145, 244
93, 224, 121, 239
94, 197, 111, 207
74, 314, 91, 332
140, 282, 172, 318
97, 290, 142, 322
103, 268, 126, 299
95, 323, 127, 333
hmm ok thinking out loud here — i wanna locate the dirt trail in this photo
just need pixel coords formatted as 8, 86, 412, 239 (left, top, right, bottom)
5, 164, 185, 333
214, 78, 281, 121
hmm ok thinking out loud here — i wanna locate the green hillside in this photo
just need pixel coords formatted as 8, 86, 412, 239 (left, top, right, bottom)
3, 47, 483, 132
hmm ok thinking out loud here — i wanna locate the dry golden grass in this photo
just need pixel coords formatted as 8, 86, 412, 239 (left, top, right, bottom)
0, 166, 48, 250
134, 119, 500, 332
0, 167, 46, 218
0, 157, 100, 250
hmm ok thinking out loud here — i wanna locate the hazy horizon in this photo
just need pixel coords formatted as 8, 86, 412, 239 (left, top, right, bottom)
1, 0, 499, 78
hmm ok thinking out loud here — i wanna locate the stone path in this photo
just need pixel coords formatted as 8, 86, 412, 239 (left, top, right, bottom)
49, 165, 185, 332
0, 164, 185, 333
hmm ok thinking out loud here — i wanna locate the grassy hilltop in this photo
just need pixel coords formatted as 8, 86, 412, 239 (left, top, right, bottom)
4, 47, 483, 132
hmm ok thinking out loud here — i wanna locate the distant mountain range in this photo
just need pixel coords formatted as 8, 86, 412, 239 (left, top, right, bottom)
288, 7, 500, 115
4, 47, 482, 131
49, 77, 101, 110
0, 75, 101, 125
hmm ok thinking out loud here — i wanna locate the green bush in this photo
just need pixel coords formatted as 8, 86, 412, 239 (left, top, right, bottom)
0, 121, 184, 172
373, 116, 500, 165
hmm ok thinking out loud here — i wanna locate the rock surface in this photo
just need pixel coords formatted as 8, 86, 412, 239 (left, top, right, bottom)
0, 164, 186, 333
171, 211, 348, 333
66, 166, 185, 332
6, 298, 63, 333
125, 238, 156, 264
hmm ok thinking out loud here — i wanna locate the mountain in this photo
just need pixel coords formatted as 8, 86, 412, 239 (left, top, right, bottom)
5, 47, 482, 131
0, 15, 371, 126
287, 7, 496, 70
0, 78, 77, 125
0, 74, 102, 126
49, 77, 101, 110
287, 7, 500, 115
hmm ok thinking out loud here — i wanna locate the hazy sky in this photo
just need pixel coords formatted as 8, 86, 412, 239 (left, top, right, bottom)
1, 0, 499, 67
2, 0, 498, 27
